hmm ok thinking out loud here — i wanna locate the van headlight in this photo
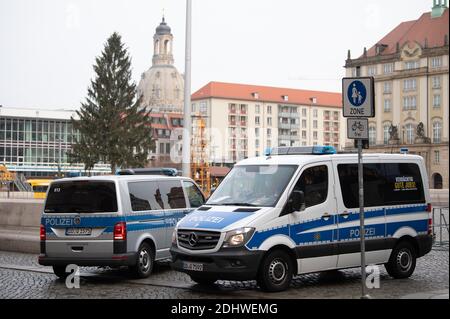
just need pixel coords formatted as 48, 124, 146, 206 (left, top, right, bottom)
222, 227, 255, 248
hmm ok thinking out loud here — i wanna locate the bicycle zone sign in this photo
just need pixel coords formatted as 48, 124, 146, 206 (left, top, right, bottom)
342, 77, 375, 118
347, 118, 369, 139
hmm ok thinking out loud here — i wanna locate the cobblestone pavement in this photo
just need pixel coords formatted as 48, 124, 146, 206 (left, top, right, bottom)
0, 248, 448, 299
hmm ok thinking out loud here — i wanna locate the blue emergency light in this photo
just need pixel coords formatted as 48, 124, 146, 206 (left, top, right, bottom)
265, 145, 336, 156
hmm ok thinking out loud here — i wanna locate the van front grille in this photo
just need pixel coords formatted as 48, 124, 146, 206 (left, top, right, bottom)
177, 229, 221, 250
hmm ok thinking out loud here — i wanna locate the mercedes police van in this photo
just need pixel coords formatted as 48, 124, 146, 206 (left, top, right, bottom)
170, 146, 433, 292
38, 175, 205, 278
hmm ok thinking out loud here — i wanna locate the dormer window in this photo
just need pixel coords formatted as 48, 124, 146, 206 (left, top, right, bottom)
252, 92, 259, 99
310, 97, 317, 104
282, 95, 288, 101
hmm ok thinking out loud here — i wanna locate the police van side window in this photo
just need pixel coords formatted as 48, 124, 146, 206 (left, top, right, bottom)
338, 164, 385, 209
158, 180, 187, 209
182, 181, 205, 208
294, 165, 328, 208
128, 182, 163, 212
337, 163, 425, 209
384, 163, 425, 205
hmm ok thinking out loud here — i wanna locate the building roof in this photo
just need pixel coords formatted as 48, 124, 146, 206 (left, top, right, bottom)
363, 8, 449, 58
191, 82, 342, 108
0, 107, 79, 120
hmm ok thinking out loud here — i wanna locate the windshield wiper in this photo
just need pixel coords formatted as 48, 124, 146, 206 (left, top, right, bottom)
218, 203, 258, 207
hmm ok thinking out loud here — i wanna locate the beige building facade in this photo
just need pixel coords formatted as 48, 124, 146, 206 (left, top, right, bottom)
191, 82, 344, 165
344, 3, 449, 189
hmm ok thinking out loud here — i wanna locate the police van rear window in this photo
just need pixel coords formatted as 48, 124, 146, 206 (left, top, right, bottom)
44, 181, 118, 213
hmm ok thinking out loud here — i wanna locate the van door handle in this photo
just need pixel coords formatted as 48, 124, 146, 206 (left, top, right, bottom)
339, 212, 350, 219
321, 213, 331, 221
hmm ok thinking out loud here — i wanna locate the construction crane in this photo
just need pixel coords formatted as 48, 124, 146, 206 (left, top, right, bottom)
191, 112, 211, 197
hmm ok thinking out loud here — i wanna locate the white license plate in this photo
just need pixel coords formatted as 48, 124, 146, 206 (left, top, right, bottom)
182, 262, 203, 272
66, 228, 92, 236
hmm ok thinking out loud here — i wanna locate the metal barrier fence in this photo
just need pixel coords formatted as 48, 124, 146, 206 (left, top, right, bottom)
432, 207, 449, 250
0, 191, 36, 200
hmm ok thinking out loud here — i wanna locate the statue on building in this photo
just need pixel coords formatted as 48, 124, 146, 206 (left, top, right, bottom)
415, 122, 431, 144
388, 124, 400, 145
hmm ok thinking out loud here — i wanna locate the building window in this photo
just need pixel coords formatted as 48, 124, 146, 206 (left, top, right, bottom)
432, 76, 441, 89
267, 117, 272, 126
403, 96, 417, 110
433, 122, 442, 143
313, 120, 318, 129
255, 139, 260, 148
368, 65, 377, 76
267, 140, 271, 147
255, 116, 260, 125
239, 104, 247, 114
433, 95, 441, 108
403, 78, 417, 91
267, 105, 272, 114
369, 126, 376, 145
431, 56, 442, 68
383, 81, 392, 94
255, 127, 260, 136
384, 99, 391, 112
383, 63, 394, 74
405, 124, 415, 144
302, 131, 307, 139
313, 109, 318, 118
383, 124, 390, 144
404, 60, 419, 70
267, 128, 271, 138
302, 109, 307, 117
199, 102, 207, 114
191, 103, 196, 113
434, 151, 440, 164
302, 120, 307, 128
228, 103, 236, 113
255, 104, 260, 114
313, 131, 318, 140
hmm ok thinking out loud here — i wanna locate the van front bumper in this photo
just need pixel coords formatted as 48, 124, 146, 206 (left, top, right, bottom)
170, 245, 264, 281
38, 253, 137, 267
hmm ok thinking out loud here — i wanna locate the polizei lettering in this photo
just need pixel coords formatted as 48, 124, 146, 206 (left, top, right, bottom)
44, 218, 73, 226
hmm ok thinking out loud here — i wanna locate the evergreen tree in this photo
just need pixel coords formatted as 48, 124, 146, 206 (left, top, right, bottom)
69, 32, 155, 173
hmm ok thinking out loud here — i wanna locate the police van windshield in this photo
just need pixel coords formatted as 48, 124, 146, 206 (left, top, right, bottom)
207, 165, 298, 207
44, 181, 118, 213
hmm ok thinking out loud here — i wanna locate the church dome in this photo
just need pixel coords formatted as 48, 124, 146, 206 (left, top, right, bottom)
156, 17, 171, 35
137, 65, 184, 113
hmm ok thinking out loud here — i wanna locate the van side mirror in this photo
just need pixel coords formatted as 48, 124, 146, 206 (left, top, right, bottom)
287, 190, 305, 213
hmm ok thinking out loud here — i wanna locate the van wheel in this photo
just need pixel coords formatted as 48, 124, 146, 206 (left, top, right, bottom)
53, 265, 68, 279
385, 241, 417, 279
130, 242, 154, 278
257, 250, 293, 292
190, 275, 217, 286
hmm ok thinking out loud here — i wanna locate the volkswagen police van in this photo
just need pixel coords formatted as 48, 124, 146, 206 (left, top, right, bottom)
38, 175, 205, 278
170, 146, 433, 292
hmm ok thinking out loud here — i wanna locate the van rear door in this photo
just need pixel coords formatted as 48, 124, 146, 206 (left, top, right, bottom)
42, 180, 122, 258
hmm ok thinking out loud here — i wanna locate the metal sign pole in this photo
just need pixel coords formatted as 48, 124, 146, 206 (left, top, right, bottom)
357, 138, 369, 299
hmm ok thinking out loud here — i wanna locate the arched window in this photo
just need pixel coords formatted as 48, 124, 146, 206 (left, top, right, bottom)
368, 126, 376, 145
432, 173, 443, 189
164, 40, 170, 54
405, 123, 414, 144
383, 124, 391, 144
433, 121, 442, 143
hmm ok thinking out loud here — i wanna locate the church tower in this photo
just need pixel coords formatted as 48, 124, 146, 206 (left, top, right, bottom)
137, 17, 184, 113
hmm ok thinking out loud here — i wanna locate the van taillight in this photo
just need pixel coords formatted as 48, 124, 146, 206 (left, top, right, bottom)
114, 222, 126, 240
40, 224, 46, 241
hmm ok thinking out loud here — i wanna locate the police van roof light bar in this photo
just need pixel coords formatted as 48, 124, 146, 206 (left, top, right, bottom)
265, 145, 336, 156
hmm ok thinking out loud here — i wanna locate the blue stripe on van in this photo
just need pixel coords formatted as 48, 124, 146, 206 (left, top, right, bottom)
245, 205, 428, 250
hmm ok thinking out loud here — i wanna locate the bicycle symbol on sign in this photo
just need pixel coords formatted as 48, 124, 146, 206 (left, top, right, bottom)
352, 121, 365, 132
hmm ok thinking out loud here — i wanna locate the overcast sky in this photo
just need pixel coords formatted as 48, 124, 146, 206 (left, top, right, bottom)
0, 0, 433, 109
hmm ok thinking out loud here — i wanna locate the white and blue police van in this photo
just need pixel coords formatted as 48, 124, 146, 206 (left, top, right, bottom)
170, 146, 433, 292
38, 175, 205, 278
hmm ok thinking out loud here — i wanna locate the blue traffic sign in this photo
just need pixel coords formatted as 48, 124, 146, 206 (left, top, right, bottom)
347, 80, 367, 107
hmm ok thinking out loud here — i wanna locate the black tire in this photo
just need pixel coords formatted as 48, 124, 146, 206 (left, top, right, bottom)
257, 250, 293, 292
190, 275, 217, 286
53, 265, 68, 279
385, 241, 417, 279
130, 242, 154, 279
